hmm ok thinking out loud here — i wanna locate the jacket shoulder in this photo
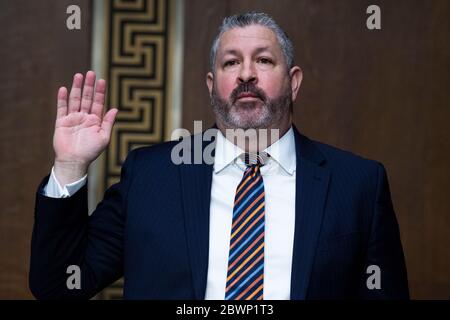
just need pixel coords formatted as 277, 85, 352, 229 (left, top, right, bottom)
309, 138, 383, 175
125, 140, 179, 164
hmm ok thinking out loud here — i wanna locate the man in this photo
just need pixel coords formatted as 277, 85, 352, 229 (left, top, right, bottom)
29, 12, 409, 299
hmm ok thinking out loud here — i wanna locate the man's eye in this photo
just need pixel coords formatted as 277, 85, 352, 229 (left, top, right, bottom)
224, 60, 238, 67
258, 58, 273, 64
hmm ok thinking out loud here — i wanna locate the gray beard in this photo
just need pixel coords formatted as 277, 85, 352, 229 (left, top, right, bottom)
211, 84, 292, 130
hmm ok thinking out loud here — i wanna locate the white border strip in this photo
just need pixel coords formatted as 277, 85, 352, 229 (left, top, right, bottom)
88, 0, 106, 215
169, 0, 184, 138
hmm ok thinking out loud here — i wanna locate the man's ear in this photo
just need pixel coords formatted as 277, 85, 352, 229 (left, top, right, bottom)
206, 72, 214, 97
289, 66, 303, 102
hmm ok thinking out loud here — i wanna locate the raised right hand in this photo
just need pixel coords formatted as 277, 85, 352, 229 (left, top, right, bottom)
53, 71, 118, 185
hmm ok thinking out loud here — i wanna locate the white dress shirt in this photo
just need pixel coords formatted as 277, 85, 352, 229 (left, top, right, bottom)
205, 127, 296, 299
45, 166, 87, 198
44, 127, 297, 300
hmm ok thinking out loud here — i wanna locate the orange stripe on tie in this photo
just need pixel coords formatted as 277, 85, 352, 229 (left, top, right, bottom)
235, 274, 263, 300
232, 192, 264, 229
234, 175, 262, 205
227, 241, 264, 281
246, 284, 264, 300
236, 172, 253, 194
231, 203, 264, 240
226, 253, 264, 292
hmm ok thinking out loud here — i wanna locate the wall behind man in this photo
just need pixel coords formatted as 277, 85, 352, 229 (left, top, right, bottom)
0, 0, 448, 300
182, 0, 450, 298
0, 0, 92, 299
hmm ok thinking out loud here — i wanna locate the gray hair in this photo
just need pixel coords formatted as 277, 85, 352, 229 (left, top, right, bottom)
210, 12, 294, 72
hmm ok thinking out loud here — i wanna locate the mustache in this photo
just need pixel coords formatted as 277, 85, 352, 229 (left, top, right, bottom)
230, 82, 267, 104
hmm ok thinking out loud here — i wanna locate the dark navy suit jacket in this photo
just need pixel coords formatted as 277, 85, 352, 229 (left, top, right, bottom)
29, 127, 409, 299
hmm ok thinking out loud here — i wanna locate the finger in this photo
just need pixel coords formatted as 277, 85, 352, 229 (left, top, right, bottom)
101, 108, 118, 139
68, 73, 83, 113
91, 79, 106, 118
80, 71, 96, 113
56, 87, 68, 119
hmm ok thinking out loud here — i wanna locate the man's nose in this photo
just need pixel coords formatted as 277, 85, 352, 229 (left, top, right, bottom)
237, 62, 257, 85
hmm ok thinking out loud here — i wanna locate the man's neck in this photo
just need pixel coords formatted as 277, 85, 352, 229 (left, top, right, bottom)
217, 122, 292, 153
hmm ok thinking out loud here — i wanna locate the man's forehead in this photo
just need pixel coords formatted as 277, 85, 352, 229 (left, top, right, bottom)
223, 25, 276, 40
218, 25, 279, 53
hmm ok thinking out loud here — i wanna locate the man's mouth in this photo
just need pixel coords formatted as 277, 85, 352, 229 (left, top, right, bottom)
236, 92, 260, 101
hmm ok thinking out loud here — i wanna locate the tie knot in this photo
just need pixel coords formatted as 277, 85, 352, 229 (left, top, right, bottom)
239, 152, 270, 167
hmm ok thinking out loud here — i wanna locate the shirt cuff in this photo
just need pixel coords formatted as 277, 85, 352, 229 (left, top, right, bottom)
44, 166, 88, 198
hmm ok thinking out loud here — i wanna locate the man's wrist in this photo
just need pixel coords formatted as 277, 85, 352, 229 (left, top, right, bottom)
53, 159, 89, 186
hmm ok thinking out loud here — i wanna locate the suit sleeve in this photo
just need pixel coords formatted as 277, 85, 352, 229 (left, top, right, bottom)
359, 163, 410, 299
29, 150, 137, 299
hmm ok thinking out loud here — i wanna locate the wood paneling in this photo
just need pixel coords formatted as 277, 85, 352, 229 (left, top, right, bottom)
181, 0, 228, 132
0, 0, 92, 299
182, 0, 450, 299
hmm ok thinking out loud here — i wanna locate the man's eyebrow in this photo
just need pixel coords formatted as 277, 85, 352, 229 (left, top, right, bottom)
253, 46, 273, 55
221, 49, 240, 57
221, 47, 274, 57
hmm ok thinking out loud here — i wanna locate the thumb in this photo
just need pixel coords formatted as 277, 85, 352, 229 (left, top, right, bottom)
101, 108, 118, 138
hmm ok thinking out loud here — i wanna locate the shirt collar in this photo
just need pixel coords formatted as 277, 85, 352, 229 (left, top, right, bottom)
213, 126, 296, 175
265, 126, 296, 175
214, 130, 245, 173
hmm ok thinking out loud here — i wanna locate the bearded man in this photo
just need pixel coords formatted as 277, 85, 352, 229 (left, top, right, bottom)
29, 12, 409, 300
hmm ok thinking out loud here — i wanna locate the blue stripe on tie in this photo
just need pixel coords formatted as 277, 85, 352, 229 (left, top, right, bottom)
226, 263, 264, 300
233, 183, 264, 217
229, 220, 265, 261
230, 197, 265, 237
235, 168, 257, 197
234, 175, 263, 207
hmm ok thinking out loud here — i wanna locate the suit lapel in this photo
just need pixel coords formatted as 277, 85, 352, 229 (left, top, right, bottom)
179, 132, 215, 299
290, 127, 330, 299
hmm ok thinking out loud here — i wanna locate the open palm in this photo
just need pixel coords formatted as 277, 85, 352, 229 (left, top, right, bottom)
53, 71, 118, 166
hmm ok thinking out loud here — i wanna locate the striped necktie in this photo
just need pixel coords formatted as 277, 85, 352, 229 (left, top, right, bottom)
225, 152, 268, 300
